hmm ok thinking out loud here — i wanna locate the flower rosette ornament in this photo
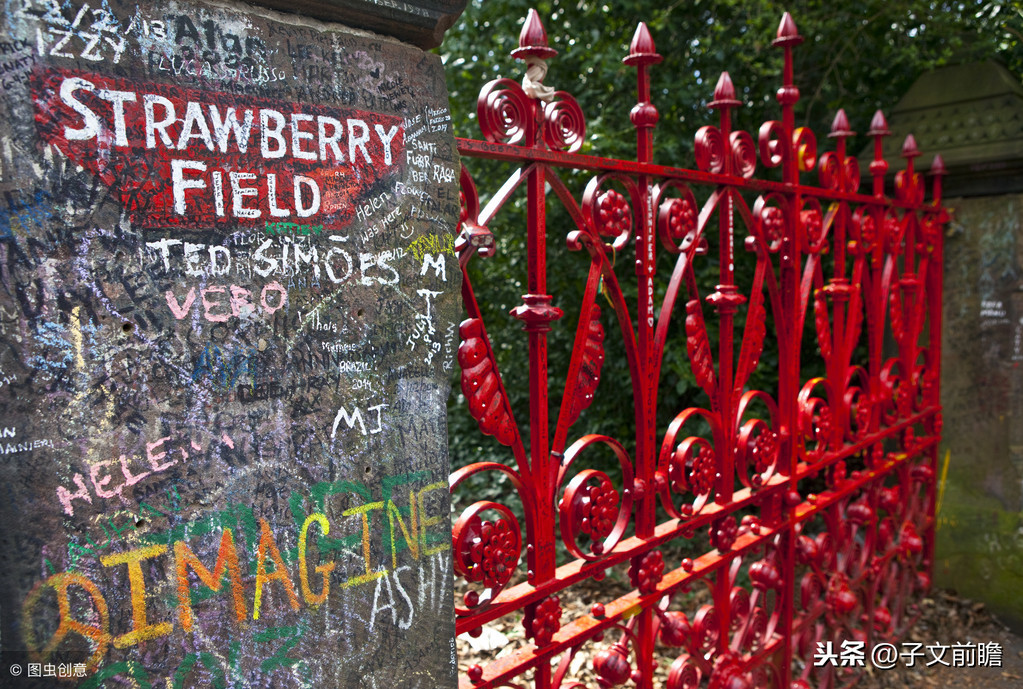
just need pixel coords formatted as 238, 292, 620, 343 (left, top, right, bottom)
798, 197, 827, 254
452, 499, 522, 615
558, 435, 634, 560
850, 206, 879, 257
656, 184, 702, 254
582, 174, 638, 251
828, 460, 848, 489
686, 443, 718, 497
628, 550, 665, 595
739, 417, 778, 484
882, 208, 906, 256
749, 194, 789, 256
735, 390, 780, 489
525, 595, 562, 647
598, 189, 631, 238
659, 434, 716, 520
761, 205, 785, 249
584, 477, 617, 539
709, 516, 738, 552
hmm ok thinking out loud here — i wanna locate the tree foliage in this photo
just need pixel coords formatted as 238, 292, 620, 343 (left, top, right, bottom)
440, 1, 1022, 477
444, 1, 1021, 149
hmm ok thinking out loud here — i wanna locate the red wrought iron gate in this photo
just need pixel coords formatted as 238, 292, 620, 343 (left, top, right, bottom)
450, 10, 945, 689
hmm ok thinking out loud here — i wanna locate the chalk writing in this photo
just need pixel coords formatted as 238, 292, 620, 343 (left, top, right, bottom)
1, 2, 460, 686
56, 433, 234, 516
26, 473, 449, 671
331, 403, 387, 437
407, 233, 455, 261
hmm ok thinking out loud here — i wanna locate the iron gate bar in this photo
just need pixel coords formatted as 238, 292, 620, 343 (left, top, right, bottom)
458, 138, 934, 210
451, 9, 945, 689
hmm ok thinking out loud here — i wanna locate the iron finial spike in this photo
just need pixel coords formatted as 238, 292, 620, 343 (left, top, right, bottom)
512, 8, 557, 60
715, 71, 736, 102
868, 110, 891, 137
777, 12, 797, 38
519, 8, 548, 49
623, 21, 662, 65
773, 12, 803, 47
868, 109, 889, 193
828, 109, 854, 138
709, 71, 741, 110
630, 22, 655, 56
902, 134, 921, 159
930, 153, 945, 203
773, 12, 801, 111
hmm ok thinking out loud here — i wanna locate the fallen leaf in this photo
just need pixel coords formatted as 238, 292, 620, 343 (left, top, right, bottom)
466, 626, 511, 653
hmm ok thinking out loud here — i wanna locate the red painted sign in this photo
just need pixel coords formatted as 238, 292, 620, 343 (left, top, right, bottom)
31, 67, 404, 229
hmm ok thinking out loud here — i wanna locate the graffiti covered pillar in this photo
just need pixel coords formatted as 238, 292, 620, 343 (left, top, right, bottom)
0, 0, 464, 686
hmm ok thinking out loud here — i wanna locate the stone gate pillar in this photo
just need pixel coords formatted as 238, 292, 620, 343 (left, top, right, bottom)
0, 0, 465, 686
861, 60, 1023, 630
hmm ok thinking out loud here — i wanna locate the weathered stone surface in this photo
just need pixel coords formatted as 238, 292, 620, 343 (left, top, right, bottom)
937, 194, 1023, 631
861, 61, 1023, 632
857, 61, 1023, 196
248, 0, 468, 49
0, 0, 460, 686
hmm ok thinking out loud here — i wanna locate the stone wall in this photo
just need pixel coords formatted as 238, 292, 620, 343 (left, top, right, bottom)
937, 193, 1023, 630
0, 0, 461, 686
